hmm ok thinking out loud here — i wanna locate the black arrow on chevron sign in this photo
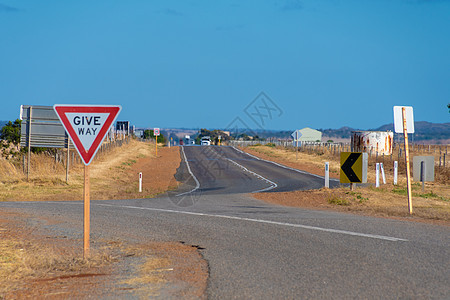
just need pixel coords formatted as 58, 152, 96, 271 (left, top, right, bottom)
341, 153, 361, 183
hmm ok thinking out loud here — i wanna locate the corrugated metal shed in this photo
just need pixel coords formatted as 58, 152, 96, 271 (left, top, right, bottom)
293, 128, 322, 143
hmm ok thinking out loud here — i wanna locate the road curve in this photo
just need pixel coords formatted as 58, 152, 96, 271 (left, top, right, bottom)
176, 145, 339, 196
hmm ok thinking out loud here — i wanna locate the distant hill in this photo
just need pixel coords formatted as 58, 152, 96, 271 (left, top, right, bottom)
318, 121, 450, 142
169, 122, 450, 142
372, 121, 450, 141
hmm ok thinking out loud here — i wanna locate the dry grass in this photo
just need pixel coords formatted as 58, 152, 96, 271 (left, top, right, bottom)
0, 139, 180, 202
246, 145, 450, 224
0, 212, 116, 297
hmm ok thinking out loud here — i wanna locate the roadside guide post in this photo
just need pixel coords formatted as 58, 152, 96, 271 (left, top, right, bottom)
139, 172, 142, 193
54, 105, 121, 258
325, 162, 330, 188
393, 161, 398, 185
376, 163, 380, 188
380, 163, 386, 184
218, 135, 221, 146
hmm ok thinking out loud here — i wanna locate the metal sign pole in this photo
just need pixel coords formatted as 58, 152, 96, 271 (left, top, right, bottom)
155, 135, 158, 156
421, 161, 425, 192
66, 138, 70, 183
402, 107, 413, 215
83, 164, 90, 258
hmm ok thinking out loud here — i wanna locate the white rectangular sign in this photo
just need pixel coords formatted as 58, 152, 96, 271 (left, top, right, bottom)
393, 106, 414, 133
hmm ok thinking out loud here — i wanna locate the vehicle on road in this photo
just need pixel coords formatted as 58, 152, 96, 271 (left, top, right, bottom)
201, 136, 211, 146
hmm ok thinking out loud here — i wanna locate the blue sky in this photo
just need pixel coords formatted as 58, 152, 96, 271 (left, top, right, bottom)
1, 0, 449, 131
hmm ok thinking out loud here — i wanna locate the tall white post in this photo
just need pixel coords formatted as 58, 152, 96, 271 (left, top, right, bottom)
325, 162, 329, 188
376, 163, 380, 188
393, 161, 398, 185
139, 172, 142, 193
380, 163, 386, 184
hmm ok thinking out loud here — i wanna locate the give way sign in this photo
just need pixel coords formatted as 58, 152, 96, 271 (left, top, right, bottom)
53, 105, 122, 165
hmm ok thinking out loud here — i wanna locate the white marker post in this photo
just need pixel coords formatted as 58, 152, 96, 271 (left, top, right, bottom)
325, 162, 330, 188
139, 172, 142, 193
393, 161, 398, 185
53, 105, 121, 258
380, 163, 386, 184
376, 163, 380, 188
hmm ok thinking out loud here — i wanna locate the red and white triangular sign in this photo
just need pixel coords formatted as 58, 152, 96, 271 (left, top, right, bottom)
53, 105, 122, 165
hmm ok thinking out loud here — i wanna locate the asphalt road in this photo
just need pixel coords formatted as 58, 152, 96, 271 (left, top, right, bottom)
1, 145, 449, 299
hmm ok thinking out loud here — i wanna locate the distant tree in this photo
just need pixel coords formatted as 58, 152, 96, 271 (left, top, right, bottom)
0, 119, 21, 144
143, 129, 166, 144
143, 129, 152, 139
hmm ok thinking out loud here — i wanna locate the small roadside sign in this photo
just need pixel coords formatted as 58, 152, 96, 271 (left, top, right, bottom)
393, 106, 414, 133
154, 128, 160, 136
53, 105, 122, 165
291, 130, 302, 140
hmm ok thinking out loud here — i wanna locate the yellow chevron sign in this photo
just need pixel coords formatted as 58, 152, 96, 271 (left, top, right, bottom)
340, 152, 368, 183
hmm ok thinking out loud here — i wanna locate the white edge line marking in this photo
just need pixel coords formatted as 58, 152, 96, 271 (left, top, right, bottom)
175, 146, 201, 197
0, 201, 408, 242
232, 146, 340, 182
226, 158, 278, 193
94, 203, 408, 242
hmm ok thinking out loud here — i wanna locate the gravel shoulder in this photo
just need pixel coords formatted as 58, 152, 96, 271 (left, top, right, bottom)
0, 142, 208, 299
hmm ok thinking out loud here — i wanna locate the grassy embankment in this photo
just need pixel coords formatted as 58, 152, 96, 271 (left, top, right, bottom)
244, 144, 449, 223
0, 139, 180, 201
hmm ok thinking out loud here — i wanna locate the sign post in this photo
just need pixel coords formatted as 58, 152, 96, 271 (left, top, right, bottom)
54, 105, 121, 258
403, 107, 413, 214
291, 130, 302, 160
154, 128, 160, 156
394, 106, 414, 215
83, 164, 90, 257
